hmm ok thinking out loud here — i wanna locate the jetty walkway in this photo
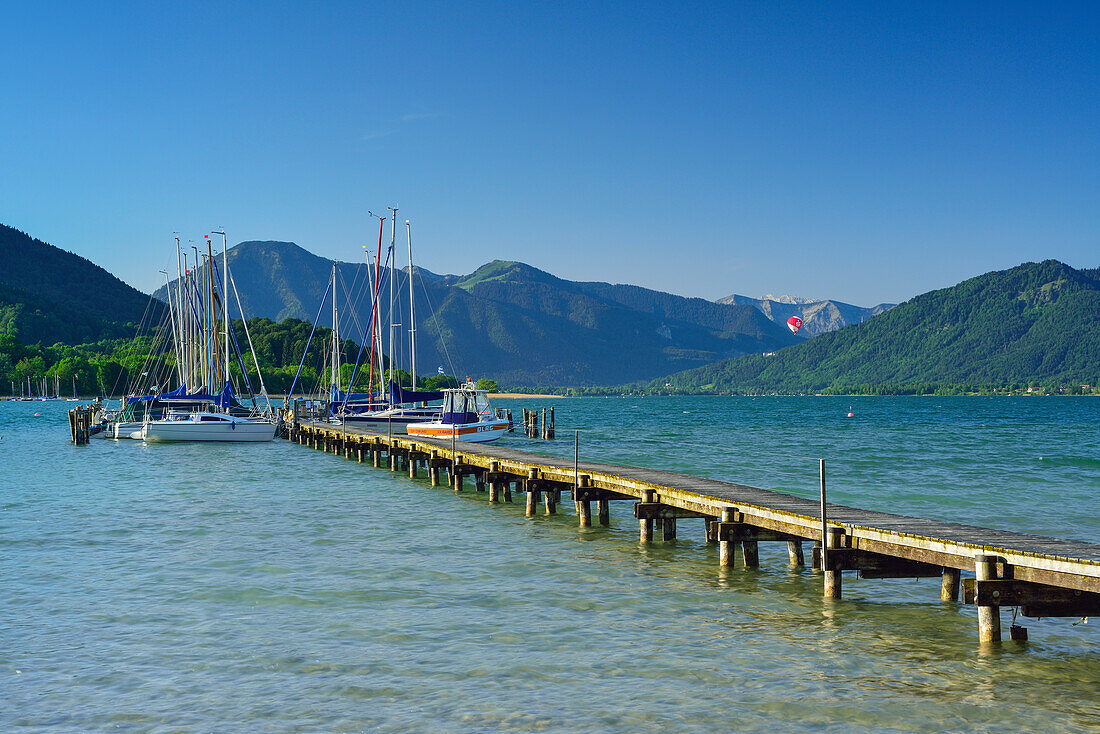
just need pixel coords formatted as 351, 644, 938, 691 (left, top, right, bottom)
289, 418, 1098, 644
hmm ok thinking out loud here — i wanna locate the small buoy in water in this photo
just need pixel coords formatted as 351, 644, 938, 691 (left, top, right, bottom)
34, 412, 40, 417
846, 406, 854, 418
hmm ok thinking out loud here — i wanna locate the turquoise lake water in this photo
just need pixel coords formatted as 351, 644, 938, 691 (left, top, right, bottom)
2, 396, 1098, 732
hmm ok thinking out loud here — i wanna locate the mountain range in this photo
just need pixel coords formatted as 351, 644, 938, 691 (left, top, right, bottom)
154, 241, 804, 385
660, 260, 1100, 393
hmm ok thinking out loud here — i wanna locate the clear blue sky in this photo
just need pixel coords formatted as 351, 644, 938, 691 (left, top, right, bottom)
1, 1, 1096, 305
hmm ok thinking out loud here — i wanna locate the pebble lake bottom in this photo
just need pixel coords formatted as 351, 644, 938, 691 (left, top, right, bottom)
2, 396, 1098, 732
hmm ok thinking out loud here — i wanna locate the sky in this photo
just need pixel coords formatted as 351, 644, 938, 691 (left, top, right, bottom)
1, 1, 1097, 306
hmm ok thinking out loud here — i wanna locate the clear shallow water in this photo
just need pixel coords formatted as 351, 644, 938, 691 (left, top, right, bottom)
2, 397, 1098, 732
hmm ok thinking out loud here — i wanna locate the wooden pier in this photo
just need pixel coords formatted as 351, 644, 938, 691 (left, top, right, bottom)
289, 418, 1100, 644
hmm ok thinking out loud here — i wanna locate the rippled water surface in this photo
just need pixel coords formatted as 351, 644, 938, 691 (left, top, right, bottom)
3, 397, 1098, 732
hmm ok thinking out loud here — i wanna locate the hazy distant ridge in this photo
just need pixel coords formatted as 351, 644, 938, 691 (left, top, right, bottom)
717, 293, 894, 336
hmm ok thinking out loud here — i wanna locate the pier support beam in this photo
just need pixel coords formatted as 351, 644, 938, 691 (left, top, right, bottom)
718, 509, 736, 567
639, 490, 655, 542
409, 455, 418, 479
545, 488, 558, 515
824, 527, 843, 600
429, 450, 439, 486
578, 499, 591, 527
597, 498, 610, 526
662, 517, 676, 540
787, 540, 804, 566
577, 475, 592, 526
488, 461, 500, 503
975, 554, 1001, 644
372, 444, 381, 468
741, 539, 758, 567
941, 568, 961, 602
525, 470, 539, 517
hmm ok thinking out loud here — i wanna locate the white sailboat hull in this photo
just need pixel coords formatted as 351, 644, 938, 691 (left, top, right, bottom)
142, 419, 276, 443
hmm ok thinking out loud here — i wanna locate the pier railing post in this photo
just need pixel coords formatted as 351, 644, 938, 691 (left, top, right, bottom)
975, 554, 1002, 643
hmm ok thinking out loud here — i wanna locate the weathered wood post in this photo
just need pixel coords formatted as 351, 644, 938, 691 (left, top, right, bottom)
453, 455, 464, 492
541, 408, 547, 439
719, 508, 735, 567
597, 497, 610, 526
824, 527, 843, 600
356, 439, 364, 463
975, 554, 1001, 643
787, 540, 805, 566
409, 452, 418, 479
372, 441, 381, 468
663, 517, 677, 541
742, 537, 758, 566
640, 489, 655, 542
488, 460, 500, 503
429, 450, 439, 486
547, 407, 555, 439
577, 475, 592, 527
544, 488, 557, 514
503, 480, 513, 502
941, 568, 961, 602
525, 469, 539, 517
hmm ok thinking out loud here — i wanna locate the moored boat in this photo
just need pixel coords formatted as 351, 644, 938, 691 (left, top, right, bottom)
141, 410, 276, 442
406, 386, 508, 442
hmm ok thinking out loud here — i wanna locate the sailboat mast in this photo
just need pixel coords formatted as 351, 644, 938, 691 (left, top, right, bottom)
331, 262, 339, 398
406, 219, 416, 389
219, 231, 229, 390
174, 236, 185, 387
388, 205, 398, 389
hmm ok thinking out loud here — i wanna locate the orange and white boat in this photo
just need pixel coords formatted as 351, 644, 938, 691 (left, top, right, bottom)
406, 385, 509, 443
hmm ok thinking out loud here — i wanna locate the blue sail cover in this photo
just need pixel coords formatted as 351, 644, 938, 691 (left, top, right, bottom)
389, 381, 444, 405
126, 381, 238, 408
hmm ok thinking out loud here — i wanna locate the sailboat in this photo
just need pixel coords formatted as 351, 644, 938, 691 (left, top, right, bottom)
128, 232, 275, 442
292, 210, 443, 430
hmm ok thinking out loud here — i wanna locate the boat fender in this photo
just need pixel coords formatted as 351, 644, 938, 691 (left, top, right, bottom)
231, 420, 235, 430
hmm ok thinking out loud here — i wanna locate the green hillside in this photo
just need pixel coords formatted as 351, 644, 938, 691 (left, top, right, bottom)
656, 260, 1100, 394
0, 224, 161, 345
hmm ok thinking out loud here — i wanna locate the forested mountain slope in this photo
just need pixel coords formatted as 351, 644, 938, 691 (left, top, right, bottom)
657, 260, 1100, 393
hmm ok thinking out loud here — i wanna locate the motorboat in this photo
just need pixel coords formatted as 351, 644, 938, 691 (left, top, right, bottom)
406, 386, 508, 443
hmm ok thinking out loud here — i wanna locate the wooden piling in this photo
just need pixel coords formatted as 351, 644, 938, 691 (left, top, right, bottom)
547, 407, 555, 439
975, 554, 1001, 643
597, 498, 610, 526
409, 454, 418, 479
544, 488, 557, 514
429, 450, 439, 486
525, 469, 539, 517
787, 540, 805, 566
824, 527, 843, 599
488, 460, 500, 503
640, 489, 655, 542
941, 568, 961, 602
541, 408, 547, 439
662, 517, 677, 541
719, 508, 735, 567
742, 539, 759, 566
454, 456, 464, 492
